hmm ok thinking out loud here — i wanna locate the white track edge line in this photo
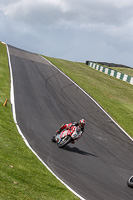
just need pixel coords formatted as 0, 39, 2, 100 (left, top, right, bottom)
6, 44, 85, 200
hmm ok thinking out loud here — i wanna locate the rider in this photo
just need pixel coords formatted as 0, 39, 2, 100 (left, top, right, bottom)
56, 119, 86, 142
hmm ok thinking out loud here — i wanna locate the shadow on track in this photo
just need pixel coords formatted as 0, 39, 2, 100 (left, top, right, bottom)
63, 146, 98, 157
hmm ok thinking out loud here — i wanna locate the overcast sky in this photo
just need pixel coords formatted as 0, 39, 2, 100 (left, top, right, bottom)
1, 0, 133, 68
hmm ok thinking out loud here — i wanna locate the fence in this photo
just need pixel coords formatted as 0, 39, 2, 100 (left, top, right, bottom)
86, 61, 133, 85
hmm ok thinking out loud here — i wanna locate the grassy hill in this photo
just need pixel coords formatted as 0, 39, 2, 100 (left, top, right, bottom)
0, 41, 133, 199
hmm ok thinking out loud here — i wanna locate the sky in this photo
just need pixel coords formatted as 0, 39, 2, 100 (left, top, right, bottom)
1, 0, 133, 68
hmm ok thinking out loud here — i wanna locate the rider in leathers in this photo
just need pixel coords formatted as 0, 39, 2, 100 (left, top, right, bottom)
56, 119, 86, 143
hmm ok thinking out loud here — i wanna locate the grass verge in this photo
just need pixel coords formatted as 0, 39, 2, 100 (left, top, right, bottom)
0, 42, 79, 200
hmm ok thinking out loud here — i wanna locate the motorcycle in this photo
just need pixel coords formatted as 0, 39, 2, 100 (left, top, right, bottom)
127, 175, 133, 188
51, 125, 82, 148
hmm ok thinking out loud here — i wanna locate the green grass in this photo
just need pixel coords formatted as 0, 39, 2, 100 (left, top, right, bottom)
44, 56, 133, 138
0, 42, 79, 200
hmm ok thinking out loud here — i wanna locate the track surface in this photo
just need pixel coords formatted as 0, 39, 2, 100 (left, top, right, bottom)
8, 45, 133, 200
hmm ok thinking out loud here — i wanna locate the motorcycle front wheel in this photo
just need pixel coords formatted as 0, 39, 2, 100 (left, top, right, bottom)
51, 135, 56, 143
57, 136, 72, 148
127, 176, 133, 188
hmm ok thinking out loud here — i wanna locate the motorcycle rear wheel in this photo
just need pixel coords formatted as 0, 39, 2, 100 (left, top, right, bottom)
127, 176, 133, 188
57, 136, 72, 148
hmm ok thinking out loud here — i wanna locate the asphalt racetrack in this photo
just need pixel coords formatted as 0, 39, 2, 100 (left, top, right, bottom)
8, 45, 133, 200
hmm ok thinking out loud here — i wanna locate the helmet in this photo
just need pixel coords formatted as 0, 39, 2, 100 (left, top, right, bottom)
79, 119, 86, 127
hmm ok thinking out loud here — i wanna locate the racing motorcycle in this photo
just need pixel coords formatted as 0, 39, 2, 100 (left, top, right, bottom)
51, 125, 82, 148
127, 175, 133, 188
